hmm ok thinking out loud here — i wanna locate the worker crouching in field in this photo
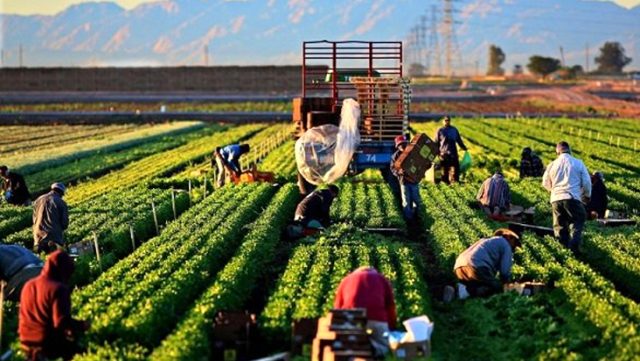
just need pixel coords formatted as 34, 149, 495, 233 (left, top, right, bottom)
288, 185, 339, 238
445, 229, 521, 301
214, 143, 250, 187
519, 147, 544, 178
334, 267, 397, 357
19, 250, 90, 361
0, 165, 31, 206
587, 171, 608, 219
390, 135, 424, 224
476, 169, 511, 220
542, 141, 591, 255
0, 244, 43, 302
33, 183, 69, 254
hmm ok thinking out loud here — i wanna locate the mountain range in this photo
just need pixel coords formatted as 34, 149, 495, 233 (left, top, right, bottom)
1, 0, 638, 72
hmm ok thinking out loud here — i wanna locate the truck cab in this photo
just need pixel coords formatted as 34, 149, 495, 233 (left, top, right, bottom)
293, 40, 411, 176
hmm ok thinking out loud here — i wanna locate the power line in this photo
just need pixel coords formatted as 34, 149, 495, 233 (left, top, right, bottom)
429, 5, 442, 75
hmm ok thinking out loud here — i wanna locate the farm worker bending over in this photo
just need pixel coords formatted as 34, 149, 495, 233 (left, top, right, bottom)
476, 169, 511, 219
19, 250, 90, 361
542, 141, 591, 255
390, 135, 424, 224
448, 228, 521, 300
33, 183, 69, 254
0, 244, 43, 301
214, 143, 251, 187
519, 147, 544, 178
586, 171, 607, 219
0, 165, 31, 206
434, 116, 467, 184
294, 185, 339, 228
334, 266, 397, 357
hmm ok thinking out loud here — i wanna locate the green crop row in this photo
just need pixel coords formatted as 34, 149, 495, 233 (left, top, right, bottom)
0, 124, 137, 155
478, 118, 639, 177
421, 182, 640, 359
512, 118, 630, 141
73, 183, 274, 351
170, 123, 291, 182
23, 125, 203, 196
148, 183, 298, 361
0, 205, 31, 239
5, 187, 189, 286
574, 228, 640, 301
260, 140, 297, 181
330, 182, 406, 230
65, 124, 264, 204
11, 122, 203, 175
259, 224, 431, 342
415, 119, 639, 210
72, 186, 243, 309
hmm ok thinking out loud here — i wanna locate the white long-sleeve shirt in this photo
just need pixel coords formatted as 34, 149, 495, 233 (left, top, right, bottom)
542, 153, 592, 203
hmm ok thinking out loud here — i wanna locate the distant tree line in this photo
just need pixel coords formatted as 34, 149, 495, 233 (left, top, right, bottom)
406, 41, 632, 78
513, 41, 631, 79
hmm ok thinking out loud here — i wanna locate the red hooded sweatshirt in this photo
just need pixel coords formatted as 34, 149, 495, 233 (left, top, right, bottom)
19, 250, 84, 349
334, 267, 397, 328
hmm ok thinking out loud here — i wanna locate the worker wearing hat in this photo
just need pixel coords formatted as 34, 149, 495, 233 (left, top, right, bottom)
32, 183, 69, 254
390, 134, 424, 224
446, 228, 521, 300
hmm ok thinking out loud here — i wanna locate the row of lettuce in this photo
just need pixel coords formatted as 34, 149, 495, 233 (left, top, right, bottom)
70, 193, 432, 361
2, 123, 276, 356
0, 123, 267, 244
421, 182, 640, 359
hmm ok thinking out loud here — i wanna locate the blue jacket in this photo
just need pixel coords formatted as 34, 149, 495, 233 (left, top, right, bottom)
0, 245, 41, 281
219, 144, 247, 173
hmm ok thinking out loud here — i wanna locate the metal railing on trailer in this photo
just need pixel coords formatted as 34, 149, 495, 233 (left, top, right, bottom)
302, 40, 404, 110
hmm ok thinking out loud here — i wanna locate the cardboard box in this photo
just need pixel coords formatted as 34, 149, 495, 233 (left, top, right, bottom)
68, 239, 96, 257
211, 311, 256, 361
292, 318, 318, 357
391, 340, 431, 360
321, 347, 373, 361
393, 133, 439, 183
312, 310, 370, 361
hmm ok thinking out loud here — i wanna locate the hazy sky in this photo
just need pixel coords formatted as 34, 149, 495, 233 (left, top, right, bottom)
1, 0, 639, 15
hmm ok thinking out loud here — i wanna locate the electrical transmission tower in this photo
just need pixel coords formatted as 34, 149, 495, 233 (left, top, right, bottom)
429, 5, 442, 76
418, 15, 428, 74
441, 0, 462, 77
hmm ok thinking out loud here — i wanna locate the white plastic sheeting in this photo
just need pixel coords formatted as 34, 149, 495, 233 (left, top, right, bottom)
295, 98, 361, 185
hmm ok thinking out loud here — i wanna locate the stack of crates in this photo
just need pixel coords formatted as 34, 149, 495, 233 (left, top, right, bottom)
350, 77, 410, 142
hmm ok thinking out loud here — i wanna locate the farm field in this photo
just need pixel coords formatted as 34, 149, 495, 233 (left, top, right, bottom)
1, 117, 639, 360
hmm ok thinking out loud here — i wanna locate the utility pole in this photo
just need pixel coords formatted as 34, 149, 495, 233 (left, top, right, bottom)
559, 46, 565, 67
204, 45, 209, 66
411, 26, 419, 66
585, 43, 589, 73
0, 49, 4, 68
